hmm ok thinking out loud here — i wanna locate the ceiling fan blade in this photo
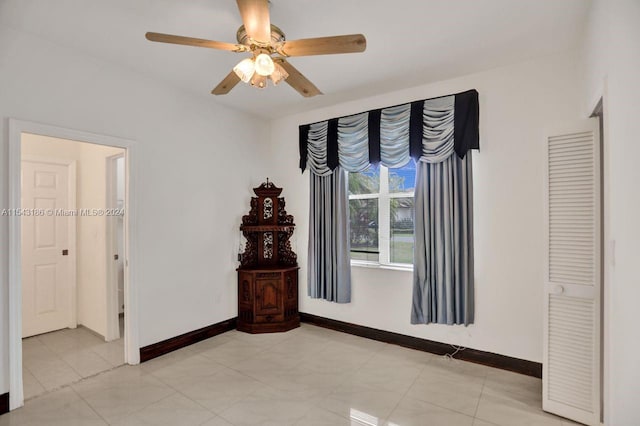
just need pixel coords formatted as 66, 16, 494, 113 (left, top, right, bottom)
211, 71, 241, 95
145, 32, 248, 52
236, 0, 271, 44
276, 59, 322, 97
276, 34, 366, 57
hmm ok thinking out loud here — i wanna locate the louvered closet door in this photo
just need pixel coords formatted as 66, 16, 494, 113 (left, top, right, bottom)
543, 119, 601, 426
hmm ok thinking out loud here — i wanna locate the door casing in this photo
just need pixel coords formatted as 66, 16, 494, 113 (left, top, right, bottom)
105, 153, 125, 342
7, 119, 140, 411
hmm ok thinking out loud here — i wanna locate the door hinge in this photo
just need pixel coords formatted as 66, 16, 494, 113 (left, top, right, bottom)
114, 254, 119, 260
62, 249, 69, 256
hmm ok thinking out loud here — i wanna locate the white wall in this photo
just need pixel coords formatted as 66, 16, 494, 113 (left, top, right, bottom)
75, 141, 124, 338
583, 1, 640, 424
0, 27, 269, 395
21, 134, 124, 339
269, 51, 584, 363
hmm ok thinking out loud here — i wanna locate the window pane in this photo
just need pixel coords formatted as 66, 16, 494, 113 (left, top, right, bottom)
349, 164, 380, 195
349, 198, 379, 261
389, 160, 416, 194
390, 197, 414, 264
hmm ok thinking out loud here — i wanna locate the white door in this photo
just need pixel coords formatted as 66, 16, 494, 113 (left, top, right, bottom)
543, 119, 601, 425
22, 160, 76, 337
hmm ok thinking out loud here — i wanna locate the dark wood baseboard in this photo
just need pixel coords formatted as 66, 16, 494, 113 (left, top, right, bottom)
237, 317, 300, 334
300, 312, 542, 378
140, 317, 237, 362
0, 392, 9, 415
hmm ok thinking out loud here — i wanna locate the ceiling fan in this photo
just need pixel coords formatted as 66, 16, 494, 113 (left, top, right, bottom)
145, 0, 366, 97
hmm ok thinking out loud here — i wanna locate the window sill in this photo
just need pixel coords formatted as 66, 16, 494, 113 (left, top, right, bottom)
350, 260, 413, 272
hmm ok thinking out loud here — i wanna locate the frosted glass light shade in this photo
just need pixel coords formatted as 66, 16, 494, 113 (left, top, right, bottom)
254, 53, 275, 76
233, 58, 255, 83
270, 62, 289, 85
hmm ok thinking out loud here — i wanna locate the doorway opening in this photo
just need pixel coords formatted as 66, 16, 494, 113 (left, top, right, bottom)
8, 120, 139, 411
20, 134, 126, 400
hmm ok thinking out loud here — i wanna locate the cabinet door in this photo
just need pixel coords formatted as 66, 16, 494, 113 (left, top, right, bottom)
255, 275, 283, 322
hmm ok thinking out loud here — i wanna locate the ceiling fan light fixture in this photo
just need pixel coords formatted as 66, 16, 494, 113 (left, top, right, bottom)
148, 1, 366, 97
233, 57, 255, 83
270, 62, 289, 85
254, 53, 275, 76
250, 73, 267, 89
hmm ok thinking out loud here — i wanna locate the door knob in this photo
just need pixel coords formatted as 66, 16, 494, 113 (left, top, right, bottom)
553, 285, 565, 295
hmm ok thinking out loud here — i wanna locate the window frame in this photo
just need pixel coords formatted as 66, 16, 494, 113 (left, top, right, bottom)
349, 165, 414, 271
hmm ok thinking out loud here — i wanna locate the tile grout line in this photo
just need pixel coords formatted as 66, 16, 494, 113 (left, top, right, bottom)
309, 341, 410, 423
71, 367, 181, 424
197, 414, 236, 426
150, 359, 229, 421
396, 356, 490, 420
167, 388, 221, 426
59, 352, 95, 379
308, 344, 373, 408
380, 350, 432, 424
119, 391, 195, 423
57, 342, 124, 382
25, 328, 124, 386
24, 361, 127, 404
219, 355, 318, 423
90, 339, 126, 368
68, 384, 110, 425
21, 364, 47, 399
148, 335, 316, 424
472, 372, 488, 421
192, 328, 348, 424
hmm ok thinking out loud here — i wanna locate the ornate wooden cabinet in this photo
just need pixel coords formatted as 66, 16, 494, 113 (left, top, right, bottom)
237, 180, 299, 333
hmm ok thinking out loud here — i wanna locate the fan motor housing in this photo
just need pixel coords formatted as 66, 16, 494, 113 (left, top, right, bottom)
236, 24, 285, 47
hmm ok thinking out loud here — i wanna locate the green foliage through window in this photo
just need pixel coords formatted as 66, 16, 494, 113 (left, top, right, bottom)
348, 161, 415, 266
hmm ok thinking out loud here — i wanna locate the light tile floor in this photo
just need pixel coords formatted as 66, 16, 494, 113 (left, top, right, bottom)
3, 324, 582, 425
22, 322, 125, 400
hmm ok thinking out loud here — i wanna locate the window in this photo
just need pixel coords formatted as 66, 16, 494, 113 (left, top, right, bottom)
348, 161, 416, 266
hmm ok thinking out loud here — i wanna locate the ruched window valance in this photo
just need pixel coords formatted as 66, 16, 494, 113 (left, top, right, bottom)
299, 89, 479, 175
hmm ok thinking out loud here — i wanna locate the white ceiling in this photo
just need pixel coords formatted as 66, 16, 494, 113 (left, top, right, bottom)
1, 0, 590, 118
